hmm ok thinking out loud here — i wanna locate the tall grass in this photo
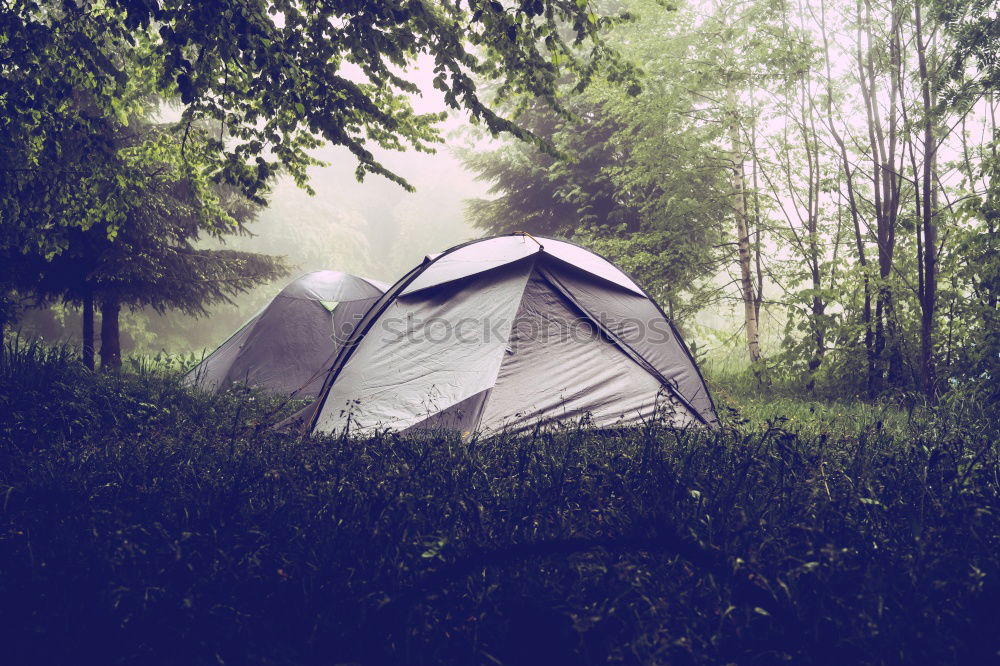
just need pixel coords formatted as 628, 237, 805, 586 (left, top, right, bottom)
1, 340, 998, 665
705, 350, 996, 441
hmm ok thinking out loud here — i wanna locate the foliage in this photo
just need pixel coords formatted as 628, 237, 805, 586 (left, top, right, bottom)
1, 106, 288, 368
465, 0, 1000, 398
2, 0, 637, 209
463, 1, 736, 313
1, 0, 639, 345
1, 341, 998, 665
463, 98, 635, 235
945, 187, 1000, 399
1, 8, 288, 357
18, 119, 284, 305
938, 0, 1000, 95
0, 5, 207, 261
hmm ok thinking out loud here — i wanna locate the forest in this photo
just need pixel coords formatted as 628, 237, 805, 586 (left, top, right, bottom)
462, 0, 999, 403
1, 0, 999, 664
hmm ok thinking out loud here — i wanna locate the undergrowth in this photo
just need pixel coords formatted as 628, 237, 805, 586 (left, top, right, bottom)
1, 340, 998, 665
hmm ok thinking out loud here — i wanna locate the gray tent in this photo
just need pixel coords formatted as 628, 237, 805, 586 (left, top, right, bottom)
185, 271, 387, 398
304, 234, 718, 436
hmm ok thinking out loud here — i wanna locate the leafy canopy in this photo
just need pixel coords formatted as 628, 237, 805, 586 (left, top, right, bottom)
6, 114, 288, 317
2, 0, 638, 204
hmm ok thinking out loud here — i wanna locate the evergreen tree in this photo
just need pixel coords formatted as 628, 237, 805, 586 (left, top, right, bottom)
5, 117, 286, 370
462, 1, 729, 315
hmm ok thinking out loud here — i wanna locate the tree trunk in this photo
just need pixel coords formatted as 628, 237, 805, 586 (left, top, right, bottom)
819, 0, 874, 394
797, 48, 825, 393
728, 105, 761, 365
856, 0, 885, 393
750, 106, 765, 337
856, 0, 903, 393
914, 0, 937, 398
82, 290, 95, 371
100, 299, 121, 372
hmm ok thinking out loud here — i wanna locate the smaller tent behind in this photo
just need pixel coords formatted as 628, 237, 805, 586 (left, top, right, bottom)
184, 271, 387, 398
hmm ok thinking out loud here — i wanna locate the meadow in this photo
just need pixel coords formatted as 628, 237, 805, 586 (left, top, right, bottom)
1, 340, 997, 665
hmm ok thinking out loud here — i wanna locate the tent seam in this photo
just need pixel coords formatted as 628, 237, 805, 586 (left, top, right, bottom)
538, 266, 710, 427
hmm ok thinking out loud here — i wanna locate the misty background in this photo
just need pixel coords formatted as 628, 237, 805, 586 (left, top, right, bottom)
15, 132, 765, 358
20, 120, 496, 354
13, 47, 764, 361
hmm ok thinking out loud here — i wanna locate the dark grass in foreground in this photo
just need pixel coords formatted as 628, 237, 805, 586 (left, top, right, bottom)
1, 342, 999, 665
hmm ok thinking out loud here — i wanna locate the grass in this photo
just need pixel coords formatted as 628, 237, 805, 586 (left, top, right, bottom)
704, 351, 996, 441
1, 339, 998, 665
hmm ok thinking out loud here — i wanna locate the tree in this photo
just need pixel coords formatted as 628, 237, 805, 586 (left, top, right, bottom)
462, 92, 726, 313
2, 0, 636, 218
2, 1, 638, 342
912, 0, 938, 397
5, 116, 287, 370
462, 1, 732, 315
462, 97, 637, 236
815, 0, 874, 391
630, 0, 794, 361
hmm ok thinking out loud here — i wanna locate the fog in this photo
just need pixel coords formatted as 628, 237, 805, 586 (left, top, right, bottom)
165, 139, 488, 353
17, 53, 752, 358
18, 133, 490, 354
142, 59, 496, 353
19, 128, 756, 358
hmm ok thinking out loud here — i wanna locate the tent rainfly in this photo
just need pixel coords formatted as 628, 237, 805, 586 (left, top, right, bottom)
184, 271, 387, 398
303, 234, 719, 436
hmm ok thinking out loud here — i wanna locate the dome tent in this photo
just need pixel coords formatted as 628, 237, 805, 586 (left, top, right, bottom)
303, 234, 718, 436
185, 271, 387, 398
